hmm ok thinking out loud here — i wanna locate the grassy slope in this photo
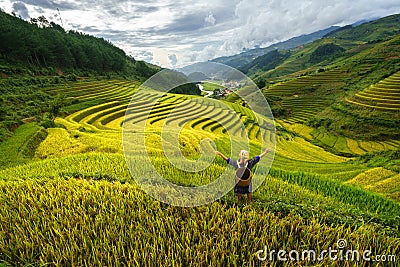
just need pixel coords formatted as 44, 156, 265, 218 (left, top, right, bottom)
1, 178, 398, 266
0, 79, 399, 265
0, 123, 45, 169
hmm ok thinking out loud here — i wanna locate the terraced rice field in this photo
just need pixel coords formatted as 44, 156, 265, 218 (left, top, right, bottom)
264, 69, 348, 123
348, 71, 400, 111
39, 80, 397, 175
347, 167, 400, 201
281, 97, 329, 124
283, 122, 400, 156
46, 81, 356, 165
35, 80, 398, 194
266, 69, 347, 97
1, 79, 399, 265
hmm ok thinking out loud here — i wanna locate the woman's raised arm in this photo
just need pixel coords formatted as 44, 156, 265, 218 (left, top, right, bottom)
259, 148, 272, 159
215, 151, 229, 161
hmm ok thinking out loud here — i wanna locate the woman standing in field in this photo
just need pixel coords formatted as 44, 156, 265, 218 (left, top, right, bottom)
216, 148, 272, 202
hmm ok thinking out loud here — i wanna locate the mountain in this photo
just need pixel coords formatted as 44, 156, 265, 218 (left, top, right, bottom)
0, 10, 158, 79
187, 72, 210, 82
352, 17, 380, 27
229, 13, 400, 143
210, 26, 340, 68
246, 13, 400, 79
211, 14, 400, 72
238, 50, 291, 74
323, 13, 400, 42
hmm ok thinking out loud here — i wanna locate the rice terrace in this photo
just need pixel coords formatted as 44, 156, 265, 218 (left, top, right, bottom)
0, 5, 400, 267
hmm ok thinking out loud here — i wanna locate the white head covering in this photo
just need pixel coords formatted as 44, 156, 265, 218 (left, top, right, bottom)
239, 150, 250, 161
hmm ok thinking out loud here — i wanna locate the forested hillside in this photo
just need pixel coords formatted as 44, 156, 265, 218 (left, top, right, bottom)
0, 11, 128, 72
0, 10, 202, 141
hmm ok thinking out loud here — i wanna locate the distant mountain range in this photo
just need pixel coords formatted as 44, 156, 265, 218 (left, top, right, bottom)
210, 16, 384, 69
237, 13, 400, 78
211, 26, 340, 68
219, 12, 400, 141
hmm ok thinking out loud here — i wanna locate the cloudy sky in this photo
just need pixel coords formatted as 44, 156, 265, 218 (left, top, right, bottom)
2, 0, 400, 67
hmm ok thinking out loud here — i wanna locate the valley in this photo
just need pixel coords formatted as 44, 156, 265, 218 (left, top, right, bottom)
0, 10, 399, 266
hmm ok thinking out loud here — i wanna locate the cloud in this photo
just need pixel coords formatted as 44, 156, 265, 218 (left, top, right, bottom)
12, 0, 77, 10
221, 0, 400, 53
97, 1, 158, 18
80, 25, 102, 33
12, 2, 29, 19
2, 0, 400, 67
205, 11, 216, 25
168, 54, 178, 67
133, 5, 160, 13
158, 13, 208, 33
141, 51, 154, 62
34, 6, 44, 13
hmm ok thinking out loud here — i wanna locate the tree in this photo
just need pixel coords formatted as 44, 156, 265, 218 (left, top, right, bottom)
50, 22, 65, 32
310, 43, 345, 63
37, 16, 50, 28
136, 61, 157, 78
255, 77, 266, 89
48, 94, 65, 121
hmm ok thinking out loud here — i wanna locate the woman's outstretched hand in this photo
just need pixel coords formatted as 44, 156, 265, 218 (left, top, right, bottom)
260, 148, 272, 158
215, 151, 228, 161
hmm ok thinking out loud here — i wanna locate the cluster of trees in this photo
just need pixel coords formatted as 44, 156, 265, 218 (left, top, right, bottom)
171, 83, 201, 95
310, 43, 345, 64
0, 11, 127, 72
0, 82, 63, 141
146, 69, 201, 96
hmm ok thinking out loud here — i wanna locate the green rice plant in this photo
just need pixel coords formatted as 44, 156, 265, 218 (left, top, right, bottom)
0, 153, 131, 182
358, 141, 385, 152
380, 141, 399, 150
75, 82, 135, 101
0, 178, 399, 266
367, 174, 400, 193
346, 167, 397, 187
73, 84, 122, 99
318, 133, 338, 148
346, 138, 366, 155
35, 128, 89, 159
276, 136, 347, 163
0, 123, 41, 169
44, 81, 111, 96
270, 168, 400, 220
333, 136, 353, 155
284, 123, 315, 140
69, 101, 121, 124
86, 104, 128, 125
346, 97, 400, 111
2, 77, 400, 266
19, 128, 48, 158
347, 71, 400, 111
